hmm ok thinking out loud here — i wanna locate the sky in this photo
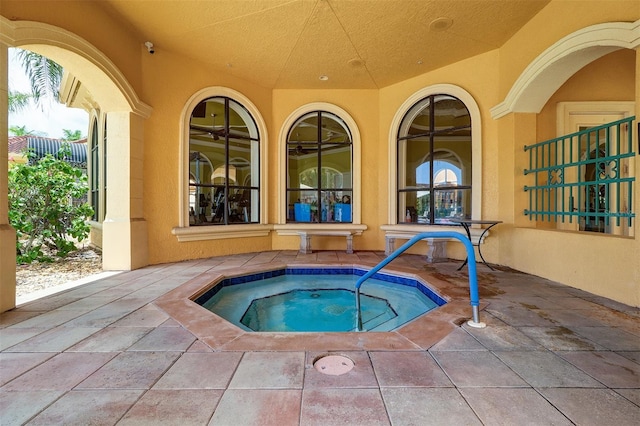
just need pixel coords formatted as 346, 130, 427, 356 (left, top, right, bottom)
8, 48, 88, 140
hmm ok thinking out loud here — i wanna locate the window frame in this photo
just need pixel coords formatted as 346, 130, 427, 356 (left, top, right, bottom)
397, 94, 472, 225
387, 84, 482, 227
277, 103, 363, 226
173, 87, 270, 242
88, 111, 107, 224
285, 110, 354, 224
523, 101, 636, 236
89, 116, 100, 221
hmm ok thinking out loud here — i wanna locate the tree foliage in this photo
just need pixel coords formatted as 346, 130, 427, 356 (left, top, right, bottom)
8, 125, 44, 137
8, 91, 32, 114
61, 129, 84, 141
8, 144, 93, 263
15, 49, 63, 110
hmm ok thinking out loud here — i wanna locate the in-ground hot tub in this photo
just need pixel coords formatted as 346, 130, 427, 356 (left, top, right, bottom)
194, 267, 446, 332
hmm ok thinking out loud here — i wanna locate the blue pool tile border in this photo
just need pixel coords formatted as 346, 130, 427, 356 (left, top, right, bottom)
194, 267, 446, 307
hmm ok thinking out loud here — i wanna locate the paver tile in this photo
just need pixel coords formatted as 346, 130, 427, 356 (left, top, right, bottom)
428, 327, 487, 351
0, 352, 56, 386
538, 388, 640, 426
153, 352, 242, 389
5, 326, 99, 352
7, 309, 81, 329
210, 389, 301, 425
430, 350, 528, 387
301, 388, 390, 425
0, 390, 65, 426
67, 326, 153, 352
126, 325, 196, 351
569, 326, 640, 351
0, 328, 47, 351
370, 351, 452, 387
76, 351, 181, 389
459, 387, 572, 425
28, 389, 143, 425
119, 389, 222, 425
462, 324, 543, 350
557, 350, 640, 388
2, 352, 117, 391
229, 352, 305, 389
381, 387, 481, 425
519, 326, 606, 351
494, 350, 603, 387
110, 304, 170, 327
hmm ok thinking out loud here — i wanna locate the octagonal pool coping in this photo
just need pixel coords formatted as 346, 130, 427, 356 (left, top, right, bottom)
154, 261, 484, 351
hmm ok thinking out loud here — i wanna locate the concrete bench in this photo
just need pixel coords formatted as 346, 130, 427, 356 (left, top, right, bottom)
298, 230, 355, 254
384, 227, 490, 264
384, 233, 449, 263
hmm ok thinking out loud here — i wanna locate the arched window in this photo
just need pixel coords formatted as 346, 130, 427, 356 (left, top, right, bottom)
286, 111, 353, 223
102, 116, 107, 219
397, 94, 472, 224
188, 96, 260, 225
89, 117, 100, 221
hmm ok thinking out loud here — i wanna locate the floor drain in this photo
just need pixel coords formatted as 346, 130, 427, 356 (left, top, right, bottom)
313, 354, 354, 375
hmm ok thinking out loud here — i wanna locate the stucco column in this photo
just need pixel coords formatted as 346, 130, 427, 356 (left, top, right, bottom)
102, 111, 148, 270
0, 42, 17, 312
508, 113, 537, 228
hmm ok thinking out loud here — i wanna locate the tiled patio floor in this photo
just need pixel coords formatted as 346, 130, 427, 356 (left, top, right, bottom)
1, 250, 639, 425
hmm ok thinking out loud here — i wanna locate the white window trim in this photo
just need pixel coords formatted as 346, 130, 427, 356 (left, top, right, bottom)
172, 87, 271, 242
386, 84, 482, 230
274, 103, 365, 235
554, 101, 635, 236
557, 101, 635, 134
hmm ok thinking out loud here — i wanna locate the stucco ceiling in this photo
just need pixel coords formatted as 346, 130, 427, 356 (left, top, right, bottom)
100, 0, 550, 89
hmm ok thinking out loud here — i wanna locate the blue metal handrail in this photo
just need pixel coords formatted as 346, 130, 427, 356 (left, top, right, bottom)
355, 231, 482, 331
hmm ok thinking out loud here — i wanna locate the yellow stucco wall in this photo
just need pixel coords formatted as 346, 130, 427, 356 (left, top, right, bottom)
140, 49, 275, 264
494, 1, 640, 306
537, 49, 636, 142
497, 0, 639, 98
378, 50, 502, 258
1, 0, 639, 306
3, 0, 144, 95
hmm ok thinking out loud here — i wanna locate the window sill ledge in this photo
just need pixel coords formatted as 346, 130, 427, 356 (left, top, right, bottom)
172, 224, 273, 242
381, 224, 486, 244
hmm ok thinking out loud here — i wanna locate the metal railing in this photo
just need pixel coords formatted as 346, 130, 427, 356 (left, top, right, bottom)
354, 231, 483, 331
524, 116, 635, 232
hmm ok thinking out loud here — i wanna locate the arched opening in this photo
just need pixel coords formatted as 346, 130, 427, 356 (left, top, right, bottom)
388, 84, 482, 226
1, 17, 151, 312
491, 20, 640, 118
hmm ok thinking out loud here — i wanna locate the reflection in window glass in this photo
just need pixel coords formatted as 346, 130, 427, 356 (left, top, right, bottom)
188, 97, 260, 225
397, 94, 472, 224
286, 111, 353, 223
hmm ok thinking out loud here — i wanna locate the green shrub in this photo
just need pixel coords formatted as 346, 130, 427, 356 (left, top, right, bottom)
8, 144, 93, 263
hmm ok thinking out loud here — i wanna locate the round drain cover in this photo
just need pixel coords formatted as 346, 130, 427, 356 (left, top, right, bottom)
313, 355, 354, 375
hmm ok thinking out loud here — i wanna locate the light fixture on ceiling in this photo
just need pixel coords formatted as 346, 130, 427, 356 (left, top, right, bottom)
347, 58, 364, 68
429, 17, 453, 32
319, 75, 329, 81
144, 41, 155, 54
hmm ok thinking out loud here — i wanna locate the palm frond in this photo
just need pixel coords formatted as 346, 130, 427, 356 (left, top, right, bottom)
16, 49, 63, 109
8, 91, 32, 113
